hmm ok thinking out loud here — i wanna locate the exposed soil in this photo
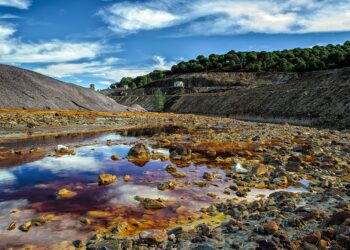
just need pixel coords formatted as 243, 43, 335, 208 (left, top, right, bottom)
108, 67, 350, 129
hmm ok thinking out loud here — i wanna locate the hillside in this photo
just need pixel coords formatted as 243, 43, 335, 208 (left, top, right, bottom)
105, 67, 350, 129
0, 64, 128, 112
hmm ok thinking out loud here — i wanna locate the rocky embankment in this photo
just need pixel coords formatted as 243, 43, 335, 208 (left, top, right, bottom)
108, 67, 350, 129
0, 64, 128, 112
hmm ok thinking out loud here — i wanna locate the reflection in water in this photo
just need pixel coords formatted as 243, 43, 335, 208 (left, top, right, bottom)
0, 131, 306, 249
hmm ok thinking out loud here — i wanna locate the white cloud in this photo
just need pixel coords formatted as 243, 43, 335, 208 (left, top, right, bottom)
99, 0, 350, 35
0, 25, 106, 64
35, 55, 177, 82
98, 2, 180, 34
0, 0, 31, 9
0, 14, 20, 19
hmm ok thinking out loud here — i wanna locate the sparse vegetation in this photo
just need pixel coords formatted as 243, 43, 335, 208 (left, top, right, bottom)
154, 88, 165, 112
110, 41, 350, 89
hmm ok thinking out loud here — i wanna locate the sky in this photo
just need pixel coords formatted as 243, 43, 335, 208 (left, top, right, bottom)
0, 0, 350, 89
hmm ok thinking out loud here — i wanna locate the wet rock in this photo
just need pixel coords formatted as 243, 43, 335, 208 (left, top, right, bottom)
263, 221, 279, 234
7, 222, 16, 231
158, 181, 176, 191
207, 192, 218, 199
194, 180, 208, 187
256, 239, 281, 250
171, 171, 187, 178
56, 188, 77, 199
19, 221, 32, 232
134, 196, 166, 209
140, 229, 168, 244
229, 184, 238, 191
73, 240, 84, 249
55, 145, 76, 156
322, 227, 336, 239
203, 171, 219, 181
80, 218, 91, 225
111, 154, 119, 161
165, 164, 177, 173
98, 174, 117, 186
127, 143, 151, 161
123, 175, 131, 182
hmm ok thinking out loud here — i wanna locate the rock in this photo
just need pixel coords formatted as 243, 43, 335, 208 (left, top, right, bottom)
203, 171, 218, 181
337, 234, 350, 248
207, 192, 218, 198
56, 188, 77, 199
158, 181, 176, 191
19, 221, 31, 232
303, 242, 318, 250
7, 222, 16, 230
236, 189, 248, 197
256, 239, 281, 250
165, 164, 177, 173
134, 196, 166, 209
111, 154, 119, 161
55, 145, 76, 156
229, 184, 238, 191
123, 175, 131, 182
263, 221, 279, 234
80, 218, 91, 225
140, 229, 168, 244
206, 149, 217, 158
285, 156, 302, 172
273, 176, 288, 186
127, 143, 151, 161
98, 174, 117, 185
171, 171, 187, 178
73, 240, 84, 249
302, 231, 321, 244
233, 163, 249, 174
329, 210, 350, 225
250, 164, 269, 176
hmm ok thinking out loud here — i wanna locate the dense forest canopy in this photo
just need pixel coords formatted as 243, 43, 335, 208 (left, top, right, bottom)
110, 41, 350, 89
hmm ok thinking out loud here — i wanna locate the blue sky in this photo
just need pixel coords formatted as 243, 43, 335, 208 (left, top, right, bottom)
0, 0, 350, 89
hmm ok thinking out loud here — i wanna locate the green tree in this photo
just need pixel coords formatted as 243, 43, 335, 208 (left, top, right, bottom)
154, 88, 165, 112
89, 84, 96, 91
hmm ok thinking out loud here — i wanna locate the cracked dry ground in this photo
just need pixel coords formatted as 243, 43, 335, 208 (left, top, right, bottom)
0, 110, 349, 250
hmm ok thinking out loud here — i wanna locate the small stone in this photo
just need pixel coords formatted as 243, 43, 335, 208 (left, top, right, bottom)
80, 218, 91, 225
303, 231, 321, 244
140, 229, 168, 244
207, 192, 218, 198
263, 221, 279, 234
98, 174, 117, 185
7, 222, 16, 231
56, 188, 77, 199
123, 175, 131, 182
165, 164, 177, 173
171, 171, 187, 178
19, 222, 32, 232
134, 196, 166, 209
233, 163, 249, 174
303, 242, 318, 250
111, 154, 119, 161
251, 164, 268, 176
236, 189, 248, 197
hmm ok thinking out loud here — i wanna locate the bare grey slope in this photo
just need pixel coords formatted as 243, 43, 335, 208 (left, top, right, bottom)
0, 64, 127, 112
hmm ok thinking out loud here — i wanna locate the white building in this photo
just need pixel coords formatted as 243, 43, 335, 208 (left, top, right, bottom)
174, 81, 184, 88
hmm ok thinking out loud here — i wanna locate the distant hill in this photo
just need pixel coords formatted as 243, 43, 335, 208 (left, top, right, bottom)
110, 41, 350, 89
0, 64, 128, 112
